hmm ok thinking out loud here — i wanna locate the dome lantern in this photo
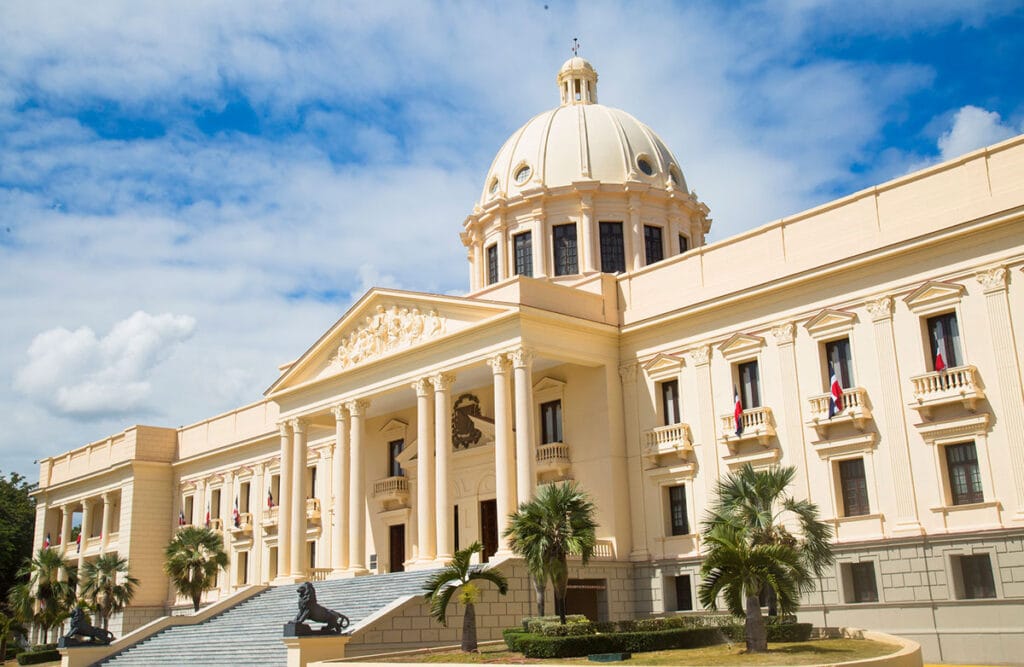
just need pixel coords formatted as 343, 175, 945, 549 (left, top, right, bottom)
557, 57, 597, 105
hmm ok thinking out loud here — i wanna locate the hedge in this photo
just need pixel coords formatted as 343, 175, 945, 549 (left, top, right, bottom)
723, 621, 813, 643
17, 648, 62, 665
515, 627, 725, 658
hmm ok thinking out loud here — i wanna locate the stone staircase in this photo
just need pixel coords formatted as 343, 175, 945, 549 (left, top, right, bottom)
101, 569, 439, 666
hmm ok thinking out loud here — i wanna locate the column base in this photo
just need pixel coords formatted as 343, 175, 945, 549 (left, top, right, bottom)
891, 520, 925, 536
346, 566, 370, 577
325, 568, 357, 580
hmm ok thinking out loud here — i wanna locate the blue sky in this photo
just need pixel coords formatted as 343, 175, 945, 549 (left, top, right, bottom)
1, 1, 1022, 480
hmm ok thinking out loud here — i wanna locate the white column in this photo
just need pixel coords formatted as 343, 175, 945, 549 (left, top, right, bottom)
277, 422, 292, 579
76, 499, 91, 593
628, 194, 643, 271
59, 505, 72, 551
290, 418, 308, 579
251, 463, 264, 583
100, 492, 113, 554
221, 473, 234, 594
489, 354, 515, 554
331, 406, 350, 573
347, 399, 370, 574
580, 195, 596, 273
976, 267, 1024, 518
432, 372, 455, 561
413, 378, 436, 563
512, 348, 537, 502
866, 297, 921, 534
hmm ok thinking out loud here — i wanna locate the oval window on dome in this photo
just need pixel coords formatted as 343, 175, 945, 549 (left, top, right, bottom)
514, 164, 532, 185
488, 178, 499, 196
637, 156, 654, 176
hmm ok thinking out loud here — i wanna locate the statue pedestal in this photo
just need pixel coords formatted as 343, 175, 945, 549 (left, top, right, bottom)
282, 634, 349, 667
58, 645, 113, 667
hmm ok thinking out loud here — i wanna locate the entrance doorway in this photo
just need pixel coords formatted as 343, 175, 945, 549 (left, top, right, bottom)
565, 579, 607, 621
389, 524, 406, 573
480, 499, 498, 562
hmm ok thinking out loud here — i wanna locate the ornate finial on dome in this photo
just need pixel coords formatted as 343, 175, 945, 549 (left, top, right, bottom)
557, 45, 597, 106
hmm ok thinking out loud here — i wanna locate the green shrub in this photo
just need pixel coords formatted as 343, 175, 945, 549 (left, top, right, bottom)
502, 628, 529, 652
523, 614, 590, 633
516, 626, 725, 658
721, 618, 812, 643
17, 648, 62, 665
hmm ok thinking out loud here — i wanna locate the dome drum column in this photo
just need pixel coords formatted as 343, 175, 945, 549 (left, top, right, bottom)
579, 194, 596, 273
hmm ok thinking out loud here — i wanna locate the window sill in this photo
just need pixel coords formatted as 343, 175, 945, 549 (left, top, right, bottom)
930, 500, 1000, 514
930, 500, 1002, 531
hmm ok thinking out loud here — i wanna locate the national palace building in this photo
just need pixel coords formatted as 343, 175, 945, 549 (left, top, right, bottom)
31, 58, 1024, 664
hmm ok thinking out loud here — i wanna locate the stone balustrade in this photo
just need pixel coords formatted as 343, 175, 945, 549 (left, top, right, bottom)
535, 442, 571, 476
305, 497, 321, 521
909, 365, 984, 416
719, 406, 776, 450
230, 513, 253, 535
642, 423, 693, 465
807, 386, 872, 436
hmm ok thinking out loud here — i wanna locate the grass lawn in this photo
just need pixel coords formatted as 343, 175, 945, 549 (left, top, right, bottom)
373, 638, 902, 665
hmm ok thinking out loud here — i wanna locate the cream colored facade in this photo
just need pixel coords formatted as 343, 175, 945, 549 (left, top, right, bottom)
32, 59, 1024, 664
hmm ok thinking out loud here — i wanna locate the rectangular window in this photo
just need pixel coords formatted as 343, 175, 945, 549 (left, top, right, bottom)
678, 234, 689, 254
945, 442, 983, 505
453, 505, 460, 552
956, 554, 996, 599
486, 244, 499, 285
738, 360, 761, 409
661, 380, 680, 425
674, 575, 693, 611
184, 496, 194, 525
388, 439, 404, 478
239, 482, 251, 513
514, 232, 533, 277
825, 337, 854, 388
668, 485, 689, 536
927, 312, 962, 369
839, 458, 870, 517
270, 474, 280, 507
644, 225, 664, 265
553, 224, 578, 276
540, 400, 563, 444
846, 562, 879, 603
599, 222, 625, 273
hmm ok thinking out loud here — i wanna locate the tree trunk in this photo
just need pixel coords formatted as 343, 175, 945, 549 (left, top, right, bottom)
745, 594, 768, 652
192, 593, 202, 612
532, 574, 546, 617
461, 602, 477, 652
551, 557, 569, 624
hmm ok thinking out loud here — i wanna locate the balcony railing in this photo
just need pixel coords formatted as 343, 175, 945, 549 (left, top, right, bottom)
807, 387, 872, 436
536, 442, 571, 476
719, 406, 776, 451
642, 423, 693, 465
305, 498, 321, 521
569, 539, 615, 560
372, 476, 410, 510
208, 518, 223, 532
262, 506, 278, 529
307, 567, 332, 582
909, 365, 984, 417
230, 513, 253, 535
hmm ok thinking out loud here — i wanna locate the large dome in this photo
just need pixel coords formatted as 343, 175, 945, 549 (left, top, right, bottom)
479, 57, 688, 206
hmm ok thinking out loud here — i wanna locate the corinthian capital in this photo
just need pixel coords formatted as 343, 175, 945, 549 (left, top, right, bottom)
331, 404, 348, 423
430, 372, 456, 392
976, 266, 1007, 294
687, 345, 711, 366
509, 347, 534, 369
487, 354, 510, 375
865, 296, 893, 322
344, 399, 370, 417
411, 377, 432, 397
770, 322, 795, 345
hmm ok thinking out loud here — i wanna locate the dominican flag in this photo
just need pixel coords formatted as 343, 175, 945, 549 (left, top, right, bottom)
43, 533, 51, 549
204, 504, 211, 528
267, 490, 274, 509
828, 365, 844, 419
76, 533, 81, 553
934, 348, 946, 373
178, 510, 186, 526
233, 497, 241, 528
733, 386, 744, 437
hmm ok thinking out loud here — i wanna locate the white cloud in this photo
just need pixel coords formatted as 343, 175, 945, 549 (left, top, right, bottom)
14, 311, 196, 419
938, 105, 1018, 161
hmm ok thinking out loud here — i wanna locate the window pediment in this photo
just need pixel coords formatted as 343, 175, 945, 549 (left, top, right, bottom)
379, 419, 408, 436
904, 281, 965, 316
533, 376, 566, 393
718, 333, 765, 362
643, 353, 685, 380
917, 413, 990, 446
804, 309, 858, 341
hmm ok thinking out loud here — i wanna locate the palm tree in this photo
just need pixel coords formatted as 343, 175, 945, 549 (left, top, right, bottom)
163, 526, 228, 612
423, 541, 508, 652
79, 553, 140, 630
698, 464, 834, 653
11, 547, 76, 642
0, 611, 27, 661
503, 481, 598, 624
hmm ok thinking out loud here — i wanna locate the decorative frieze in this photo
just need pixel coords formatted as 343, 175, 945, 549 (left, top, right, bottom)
330, 304, 446, 369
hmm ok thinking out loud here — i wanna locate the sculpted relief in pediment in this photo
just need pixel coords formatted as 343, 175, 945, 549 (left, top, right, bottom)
330, 304, 447, 369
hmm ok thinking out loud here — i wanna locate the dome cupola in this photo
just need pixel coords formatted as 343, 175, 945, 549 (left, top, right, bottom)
462, 58, 711, 293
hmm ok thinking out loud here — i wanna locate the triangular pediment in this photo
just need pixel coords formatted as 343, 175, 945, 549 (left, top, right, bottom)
903, 281, 965, 314
642, 353, 685, 379
533, 376, 566, 393
379, 419, 408, 435
266, 288, 517, 395
718, 333, 765, 361
804, 309, 858, 341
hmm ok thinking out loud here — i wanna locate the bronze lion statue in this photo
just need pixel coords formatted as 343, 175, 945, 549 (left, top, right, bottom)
64, 606, 115, 645
293, 582, 349, 634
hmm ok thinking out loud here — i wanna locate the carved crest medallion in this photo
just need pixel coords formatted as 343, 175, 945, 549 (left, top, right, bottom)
451, 393, 483, 450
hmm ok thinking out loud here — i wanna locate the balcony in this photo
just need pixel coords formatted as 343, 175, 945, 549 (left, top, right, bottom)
230, 513, 253, 537
536, 442, 571, 477
807, 387, 872, 437
642, 423, 693, 467
262, 506, 278, 532
569, 539, 615, 560
719, 406, 776, 452
305, 498, 321, 522
909, 365, 984, 417
209, 518, 223, 532
373, 476, 410, 510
